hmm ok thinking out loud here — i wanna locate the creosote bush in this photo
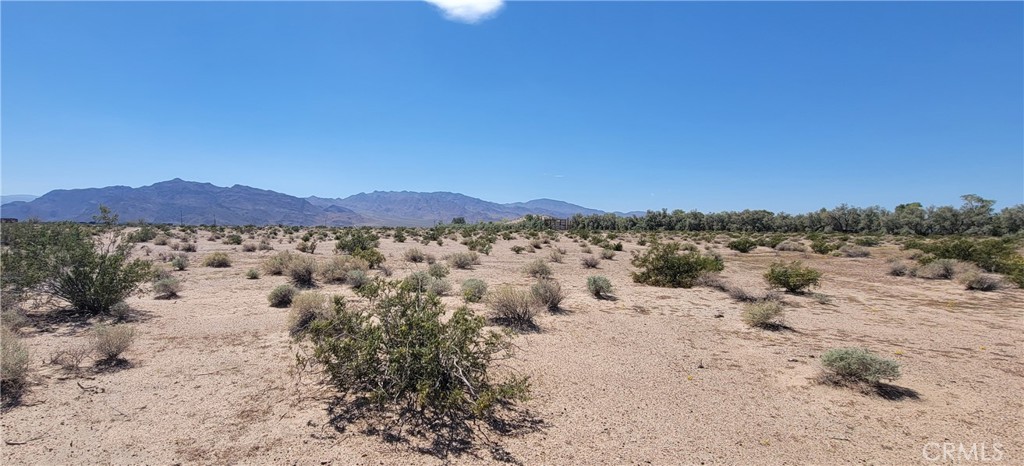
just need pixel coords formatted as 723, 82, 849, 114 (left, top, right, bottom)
764, 261, 821, 293
587, 275, 613, 299
268, 284, 297, 308
300, 281, 529, 434
461, 278, 488, 303
487, 285, 539, 330
202, 252, 232, 268
630, 241, 724, 288
530, 279, 564, 312
428, 262, 450, 279
741, 301, 785, 329
92, 324, 136, 361
727, 237, 757, 253
820, 348, 900, 385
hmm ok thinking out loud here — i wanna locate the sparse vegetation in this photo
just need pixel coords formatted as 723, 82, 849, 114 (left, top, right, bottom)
447, 251, 479, 269
1, 328, 30, 402
587, 275, 613, 299
246, 268, 260, 279
959, 272, 1004, 291
203, 252, 232, 268
530, 279, 564, 311
286, 255, 318, 288
524, 259, 552, 279
153, 277, 183, 299
461, 278, 488, 303
820, 348, 901, 385
630, 241, 724, 288
288, 292, 331, 337
741, 301, 785, 329
764, 261, 821, 293
92, 324, 136, 362
268, 284, 297, 308
487, 285, 539, 330
581, 256, 600, 269
727, 237, 757, 253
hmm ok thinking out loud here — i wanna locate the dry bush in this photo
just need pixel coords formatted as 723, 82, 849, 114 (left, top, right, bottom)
286, 255, 318, 288
774, 240, 807, 252
959, 272, 1004, 291
742, 301, 785, 329
241, 243, 257, 252
1, 328, 30, 403
446, 252, 480, 269
600, 249, 616, 260
268, 284, 297, 308
428, 262, 450, 278
319, 256, 369, 283
50, 342, 92, 372
202, 252, 231, 268
257, 239, 274, 251
92, 324, 136, 361
487, 285, 539, 330
263, 251, 296, 276
461, 278, 487, 303
427, 277, 452, 296
403, 248, 428, 263
587, 275, 613, 299
153, 277, 183, 299
530, 279, 564, 312
838, 245, 870, 258
581, 256, 600, 269
510, 245, 525, 254
288, 292, 331, 337
580, 245, 593, 254
914, 259, 973, 280
170, 253, 189, 271
1, 308, 29, 332
179, 242, 197, 252
547, 250, 564, 263
887, 260, 912, 277
347, 270, 370, 289
524, 259, 552, 279
246, 268, 260, 279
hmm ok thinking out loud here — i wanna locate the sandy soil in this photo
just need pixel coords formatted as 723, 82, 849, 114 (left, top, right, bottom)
3, 232, 1022, 464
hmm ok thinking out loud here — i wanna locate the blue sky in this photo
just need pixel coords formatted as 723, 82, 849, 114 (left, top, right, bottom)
2, 1, 1021, 213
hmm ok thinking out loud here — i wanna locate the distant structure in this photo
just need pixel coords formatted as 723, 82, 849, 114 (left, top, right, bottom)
542, 217, 572, 230
0, 218, 18, 223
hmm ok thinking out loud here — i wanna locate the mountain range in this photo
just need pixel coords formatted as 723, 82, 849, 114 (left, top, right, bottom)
0, 179, 619, 226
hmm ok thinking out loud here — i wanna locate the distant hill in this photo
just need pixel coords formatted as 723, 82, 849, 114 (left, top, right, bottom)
0, 194, 37, 205
0, 179, 610, 226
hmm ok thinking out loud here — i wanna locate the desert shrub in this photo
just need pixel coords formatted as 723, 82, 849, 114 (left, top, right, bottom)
288, 292, 331, 337
404, 248, 427, 263
1, 308, 29, 331
727, 237, 757, 253
510, 245, 525, 254
428, 262, 450, 279
461, 279, 488, 303
262, 251, 296, 275
319, 256, 369, 283
170, 254, 189, 271
529, 239, 542, 249
427, 277, 452, 296
774, 240, 807, 252
887, 260, 912, 277
179, 242, 197, 252
587, 275, 613, 299
581, 256, 600, 269
447, 252, 479, 269
296, 240, 318, 254
726, 284, 780, 303
487, 285, 539, 330
241, 243, 257, 252
257, 239, 274, 251
49, 341, 92, 372
580, 245, 593, 254
764, 261, 821, 293
741, 301, 785, 328
153, 234, 170, 246
347, 270, 370, 289
959, 272, 1004, 291
268, 284, 297, 308
223, 234, 243, 245
286, 255, 318, 288
202, 252, 231, 268
600, 249, 616, 260
854, 236, 881, 247
352, 248, 386, 269
548, 250, 564, 263
153, 277, 182, 299
810, 239, 840, 255
1, 328, 30, 400
302, 282, 529, 433
335, 230, 379, 255
0, 221, 153, 315
612, 242, 624, 251
820, 348, 900, 385
403, 271, 433, 293
92, 324, 136, 361
246, 268, 261, 280
838, 245, 870, 258
530, 279, 564, 312
524, 259, 552, 279
630, 241, 724, 288
913, 258, 965, 280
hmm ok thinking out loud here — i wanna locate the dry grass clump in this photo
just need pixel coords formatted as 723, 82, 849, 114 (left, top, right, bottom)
286, 255, 318, 288
581, 256, 600, 269
241, 243, 257, 252
179, 242, 198, 252
288, 292, 331, 337
741, 301, 785, 329
403, 248, 429, 263
202, 252, 232, 268
887, 260, 912, 276
914, 259, 972, 280
487, 285, 539, 330
958, 271, 1004, 291
92, 324, 136, 361
530, 279, 565, 312
447, 251, 480, 269
319, 256, 369, 284
262, 251, 296, 276
548, 250, 564, 263
268, 284, 297, 308
524, 259, 552, 279
50, 342, 92, 372
1, 328, 30, 401
774, 240, 807, 252
838, 245, 870, 258
153, 277, 183, 299
600, 249, 616, 260
510, 245, 526, 254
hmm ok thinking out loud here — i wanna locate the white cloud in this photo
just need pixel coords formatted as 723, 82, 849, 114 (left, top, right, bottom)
424, 0, 504, 24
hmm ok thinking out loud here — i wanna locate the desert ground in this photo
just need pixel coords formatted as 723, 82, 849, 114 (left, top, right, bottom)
2, 230, 1022, 464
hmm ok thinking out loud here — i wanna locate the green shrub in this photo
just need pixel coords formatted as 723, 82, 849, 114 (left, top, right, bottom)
587, 276, 613, 299
246, 268, 260, 279
741, 301, 785, 328
92, 324, 136, 361
223, 234, 243, 245
288, 292, 331, 337
524, 259, 552, 279
727, 237, 757, 253
487, 285, 539, 330
268, 284, 297, 308
302, 282, 529, 433
153, 277, 182, 299
0, 221, 153, 315
447, 252, 479, 269
352, 248, 386, 269
530, 279, 564, 312
1, 328, 30, 402
810, 240, 840, 255
854, 236, 881, 247
764, 261, 821, 293
202, 252, 232, 268
461, 279, 488, 303
630, 241, 724, 288
821, 348, 900, 385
